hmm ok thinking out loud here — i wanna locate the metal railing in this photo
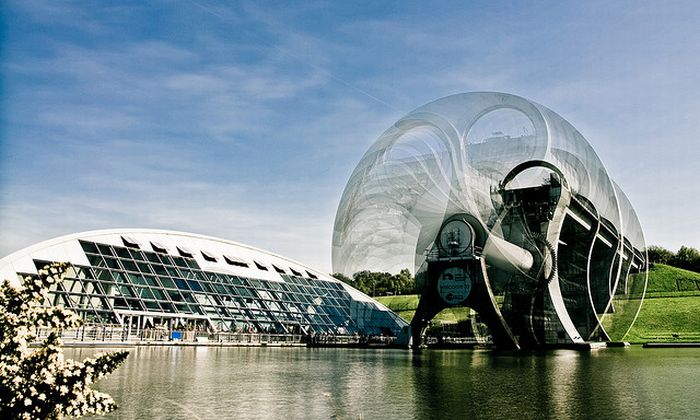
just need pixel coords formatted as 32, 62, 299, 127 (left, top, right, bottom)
32, 324, 305, 346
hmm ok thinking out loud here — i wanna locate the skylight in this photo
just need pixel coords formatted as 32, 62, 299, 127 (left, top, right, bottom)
177, 246, 194, 258
201, 250, 218, 263
121, 236, 141, 249
224, 255, 249, 268
150, 241, 168, 254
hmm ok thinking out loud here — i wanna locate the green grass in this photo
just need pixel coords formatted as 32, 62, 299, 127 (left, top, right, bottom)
376, 264, 700, 343
376, 294, 419, 311
376, 295, 418, 323
375, 294, 471, 324
627, 265, 700, 342
624, 296, 700, 343
646, 263, 700, 293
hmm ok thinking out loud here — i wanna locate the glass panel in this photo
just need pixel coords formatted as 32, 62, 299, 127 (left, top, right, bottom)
138, 262, 153, 274
80, 241, 98, 253
130, 250, 146, 261
144, 301, 161, 310
128, 273, 146, 285
111, 271, 127, 283
119, 286, 135, 297
97, 244, 114, 256
172, 256, 189, 268
160, 277, 176, 289
88, 255, 105, 268
115, 247, 131, 259
121, 259, 138, 272
187, 280, 204, 292
142, 275, 159, 287
168, 290, 184, 302
152, 288, 166, 300
104, 257, 120, 270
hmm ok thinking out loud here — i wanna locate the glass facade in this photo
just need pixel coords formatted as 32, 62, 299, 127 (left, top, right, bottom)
8, 233, 407, 338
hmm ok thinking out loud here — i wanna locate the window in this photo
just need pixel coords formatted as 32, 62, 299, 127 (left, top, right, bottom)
97, 244, 114, 256
306, 270, 318, 279
272, 264, 286, 275
130, 250, 145, 261
160, 277, 176, 289
187, 280, 204, 292
289, 268, 303, 277
121, 260, 138, 272
79, 241, 98, 254
104, 257, 120, 270
137, 262, 153, 274
172, 256, 189, 269
159, 254, 175, 266
254, 261, 269, 271
114, 247, 130, 259
128, 273, 146, 285
144, 275, 160, 287
144, 301, 161, 310
201, 250, 218, 263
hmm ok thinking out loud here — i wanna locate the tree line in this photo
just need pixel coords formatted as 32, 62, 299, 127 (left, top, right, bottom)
331, 245, 700, 297
647, 245, 700, 273
331, 269, 417, 297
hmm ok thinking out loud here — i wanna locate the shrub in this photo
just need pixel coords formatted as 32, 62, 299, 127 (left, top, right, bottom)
0, 262, 128, 419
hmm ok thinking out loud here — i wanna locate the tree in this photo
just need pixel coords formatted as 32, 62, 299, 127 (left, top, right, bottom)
670, 246, 700, 273
332, 269, 417, 296
0, 262, 128, 419
351, 270, 374, 295
646, 245, 674, 265
393, 269, 416, 295
330, 272, 352, 285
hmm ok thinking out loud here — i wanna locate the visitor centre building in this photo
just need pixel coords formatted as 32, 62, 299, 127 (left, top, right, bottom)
0, 229, 408, 342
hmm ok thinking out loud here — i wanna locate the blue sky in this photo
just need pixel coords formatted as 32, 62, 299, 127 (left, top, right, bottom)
1, 0, 698, 272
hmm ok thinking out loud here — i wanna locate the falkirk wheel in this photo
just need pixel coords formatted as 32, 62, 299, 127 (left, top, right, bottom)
332, 92, 648, 350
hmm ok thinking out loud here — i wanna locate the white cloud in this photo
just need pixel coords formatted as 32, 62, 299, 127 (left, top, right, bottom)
2, 0, 700, 272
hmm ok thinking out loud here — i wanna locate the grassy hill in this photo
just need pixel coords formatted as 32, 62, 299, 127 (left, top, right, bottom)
377, 264, 700, 343
645, 263, 700, 295
625, 263, 700, 342
376, 294, 472, 326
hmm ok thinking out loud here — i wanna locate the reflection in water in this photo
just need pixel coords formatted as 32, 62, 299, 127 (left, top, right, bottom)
65, 347, 700, 419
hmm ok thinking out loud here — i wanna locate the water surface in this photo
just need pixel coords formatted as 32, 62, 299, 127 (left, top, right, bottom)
66, 346, 700, 419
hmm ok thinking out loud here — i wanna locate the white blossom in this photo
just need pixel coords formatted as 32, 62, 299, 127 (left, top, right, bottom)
0, 262, 128, 418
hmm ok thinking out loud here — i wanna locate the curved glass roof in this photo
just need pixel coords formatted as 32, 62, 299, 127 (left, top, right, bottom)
0, 229, 408, 337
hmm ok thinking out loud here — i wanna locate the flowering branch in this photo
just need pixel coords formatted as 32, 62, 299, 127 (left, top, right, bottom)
0, 262, 128, 419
